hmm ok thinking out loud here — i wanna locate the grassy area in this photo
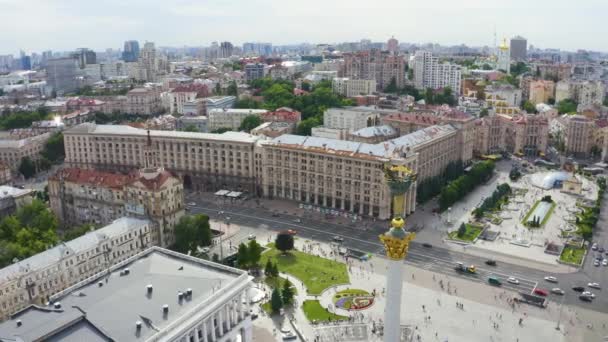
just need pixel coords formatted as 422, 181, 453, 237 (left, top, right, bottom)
522, 200, 540, 225
447, 224, 483, 242
302, 300, 348, 322
333, 289, 373, 310
260, 244, 349, 295
560, 245, 586, 266
261, 301, 272, 314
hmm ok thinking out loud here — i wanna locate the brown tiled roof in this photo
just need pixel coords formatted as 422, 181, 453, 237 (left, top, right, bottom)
50, 168, 133, 189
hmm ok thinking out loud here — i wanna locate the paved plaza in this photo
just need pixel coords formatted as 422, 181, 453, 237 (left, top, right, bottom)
248, 238, 608, 342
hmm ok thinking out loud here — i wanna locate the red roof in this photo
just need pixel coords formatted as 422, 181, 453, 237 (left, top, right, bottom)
50, 168, 133, 190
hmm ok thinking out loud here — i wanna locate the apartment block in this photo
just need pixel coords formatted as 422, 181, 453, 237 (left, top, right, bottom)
413, 51, 462, 94
341, 50, 405, 90
555, 80, 605, 107
168, 83, 209, 115
126, 87, 162, 115
528, 80, 555, 105
0, 132, 51, 171
475, 114, 548, 156
332, 78, 377, 97
208, 108, 268, 131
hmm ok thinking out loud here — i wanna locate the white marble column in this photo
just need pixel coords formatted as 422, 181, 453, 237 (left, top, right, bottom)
194, 328, 200, 342
238, 292, 244, 321
384, 259, 403, 342
202, 320, 209, 342
218, 310, 224, 336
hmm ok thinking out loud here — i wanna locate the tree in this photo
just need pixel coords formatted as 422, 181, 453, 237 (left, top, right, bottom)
214, 83, 222, 95
479, 108, 489, 118
301, 82, 311, 92
457, 223, 467, 238
226, 81, 238, 96
247, 239, 263, 268
172, 214, 212, 254
270, 288, 283, 313
481, 63, 493, 70
41, 132, 65, 163
384, 77, 398, 93
264, 260, 274, 276
239, 115, 262, 132
281, 279, 295, 305
296, 116, 322, 136
557, 99, 578, 114
275, 232, 294, 253
522, 100, 536, 114
211, 127, 231, 134
182, 124, 199, 132
19, 157, 36, 179
236, 243, 249, 269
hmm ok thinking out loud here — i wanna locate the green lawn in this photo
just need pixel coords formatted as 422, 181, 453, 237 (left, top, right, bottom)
260, 244, 349, 295
261, 301, 272, 314
522, 200, 540, 225
448, 224, 483, 242
560, 245, 586, 265
302, 300, 348, 322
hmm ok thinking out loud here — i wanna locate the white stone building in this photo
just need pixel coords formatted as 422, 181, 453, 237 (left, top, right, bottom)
208, 109, 268, 131
413, 51, 462, 94
332, 78, 377, 97
0, 247, 253, 342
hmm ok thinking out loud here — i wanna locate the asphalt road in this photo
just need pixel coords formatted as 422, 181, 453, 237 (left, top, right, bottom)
187, 195, 608, 314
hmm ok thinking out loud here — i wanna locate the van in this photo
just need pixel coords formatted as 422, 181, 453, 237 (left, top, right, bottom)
488, 276, 502, 286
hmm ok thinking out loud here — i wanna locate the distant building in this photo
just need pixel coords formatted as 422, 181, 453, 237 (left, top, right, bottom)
219, 41, 234, 58
0, 185, 33, 217
485, 84, 522, 107
387, 36, 399, 54
332, 78, 377, 97
122, 40, 140, 62
60, 109, 95, 127
561, 115, 596, 157
260, 107, 302, 124
46, 57, 80, 95
126, 87, 162, 115
497, 39, 511, 74
341, 49, 405, 90
0, 246, 253, 342
413, 51, 462, 94
251, 121, 293, 138
0, 132, 51, 171
528, 80, 555, 105
0, 162, 11, 185
555, 80, 605, 107
208, 108, 268, 131
168, 83, 209, 115
182, 98, 205, 116
245, 63, 266, 81
475, 114, 548, 156
176, 115, 208, 132
203, 95, 236, 114
348, 125, 398, 143
72, 48, 97, 68
0, 217, 156, 320
510, 36, 527, 61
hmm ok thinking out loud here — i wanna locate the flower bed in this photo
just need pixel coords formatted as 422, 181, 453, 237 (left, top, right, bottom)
332, 289, 374, 311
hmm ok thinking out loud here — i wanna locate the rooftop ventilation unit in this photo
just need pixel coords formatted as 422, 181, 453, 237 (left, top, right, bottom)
136, 321, 142, 331
146, 284, 153, 294
162, 304, 169, 314
186, 288, 193, 297
177, 292, 184, 302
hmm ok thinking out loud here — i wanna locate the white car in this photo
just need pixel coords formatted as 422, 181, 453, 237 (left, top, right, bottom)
293, 218, 302, 223
594, 260, 601, 267
591, 243, 598, 251
603, 259, 608, 266
544, 276, 558, 283
248, 234, 256, 240
551, 288, 565, 295
581, 291, 596, 298
188, 202, 196, 206
281, 328, 297, 340
507, 277, 519, 285
588, 282, 601, 289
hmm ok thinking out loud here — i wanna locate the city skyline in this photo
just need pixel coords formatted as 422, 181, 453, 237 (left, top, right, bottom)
1, 0, 607, 54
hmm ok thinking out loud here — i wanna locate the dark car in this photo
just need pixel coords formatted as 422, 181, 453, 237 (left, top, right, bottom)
422, 243, 433, 248
572, 286, 585, 292
485, 260, 497, 266
271, 213, 280, 217
599, 247, 606, 253
579, 295, 593, 302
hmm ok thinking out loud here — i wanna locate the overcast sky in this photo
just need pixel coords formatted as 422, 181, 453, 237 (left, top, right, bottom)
1, 0, 606, 55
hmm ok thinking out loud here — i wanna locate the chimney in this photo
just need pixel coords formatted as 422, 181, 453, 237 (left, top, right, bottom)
136, 321, 142, 331
147, 284, 153, 294
162, 304, 169, 314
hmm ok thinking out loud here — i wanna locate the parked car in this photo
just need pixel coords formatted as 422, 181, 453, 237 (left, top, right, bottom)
533, 288, 548, 296
591, 243, 598, 250
293, 218, 302, 223
272, 213, 280, 217
188, 202, 196, 206
572, 286, 585, 292
603, 259, 608, 266
422, 243, 433, 248
507, 277, 519, 285
333, 236, 344, 242
594, 260, 601, 267
287, 229, 297, 235
588, 282, 601, 289
551, 288, 565, 295
485, 260, 497, 266
579, 295, 593, 302
599, 247, 606, 253
544, 276, 558, 283
281, 328, 297, 340
248, 234, 256, 240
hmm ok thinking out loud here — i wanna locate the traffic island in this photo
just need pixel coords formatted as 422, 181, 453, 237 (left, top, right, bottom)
332, 289, 375, 311
558, 244, 586, 267
447, 223, 484, 243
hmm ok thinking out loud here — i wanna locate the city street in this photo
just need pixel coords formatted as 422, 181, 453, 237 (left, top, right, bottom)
187, 192, 608, 314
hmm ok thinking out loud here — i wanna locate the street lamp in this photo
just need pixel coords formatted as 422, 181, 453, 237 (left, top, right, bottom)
555, 292, 565, 331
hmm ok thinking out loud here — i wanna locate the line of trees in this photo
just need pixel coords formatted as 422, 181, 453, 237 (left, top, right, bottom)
439, 161, 495, 211
0, 107, 51, 130
416, 160, 464, 204
473, 183, 511, 219
576, 177, 605, 240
